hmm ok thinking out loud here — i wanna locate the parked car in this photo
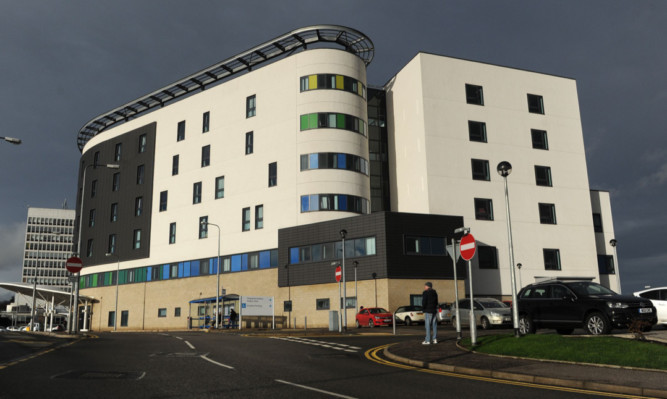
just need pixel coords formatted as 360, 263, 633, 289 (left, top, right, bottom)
394, 305, 425, 326
517, 280, 657, 335
0, 326, 6, 332
634, 286, 667, 328
451, 298, 512, 329
6, 326, 19, 332
49, 324, 65, 332
356, 307, 393, 328
437, 303, 453, 324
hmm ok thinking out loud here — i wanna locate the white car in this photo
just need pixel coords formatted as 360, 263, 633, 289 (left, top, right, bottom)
394, 305, 425, 326
634, 287, 667, 327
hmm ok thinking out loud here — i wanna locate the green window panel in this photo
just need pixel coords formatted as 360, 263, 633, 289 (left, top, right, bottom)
336, 113, 345, 128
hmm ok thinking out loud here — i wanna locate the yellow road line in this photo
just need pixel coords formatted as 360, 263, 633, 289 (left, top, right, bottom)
0, 336, 86, 371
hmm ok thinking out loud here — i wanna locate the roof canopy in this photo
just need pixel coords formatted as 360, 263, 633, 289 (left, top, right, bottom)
0, 282, 94, 306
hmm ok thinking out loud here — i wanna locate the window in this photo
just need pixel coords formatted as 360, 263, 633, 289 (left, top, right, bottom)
110, 203, 118, 222
172, 155, 179, 176
158, 308, 167, 318
177, 121, 186, 142
544, 249, 561, 270
404, 236, 446, 256
175, 307, 181, 317
86, 239, 94, 257
300, 194, 369, 214
135, 197, 143, 216
246, 95, 256, 118
199, 216, 208, 239
531, 129, 548, 150
299, 112, 366, 136
255, 205, 263, 229
88, 209, 96, 227
300, 74, 367, 98
169, 223, 176, 244
468, 121, 487, 142
91, 180, 97, 198
159, 191, 168, 212
242, 207, 250, 232
535, 166, 552, 187
268, 162, 277, 187
108, 311, 115, 327
478, 246, 498, 269
93, 151, 100, 167
316, 298, 330, 310
471, 159, 490, 181
136, 164, 145, 184
593, 213, 603, 233
114, 143, 122, 161
120, 310, 129, 327
245, 132, 253, 155
108, 234, 117, 254
202, 111, 210, 133
133, 229, 142, 249
201, 145, 210, 167
138, 134, 147, 153
215, 176, 225, 199
300, 153, 369, 175
465, 84, 484, 105
528, 94, 544, 114
112, 172, 120, 191
193, 182, 202, 204
598, 255, 615, 275
474, 198, 494, 220
539, 203, 557, 224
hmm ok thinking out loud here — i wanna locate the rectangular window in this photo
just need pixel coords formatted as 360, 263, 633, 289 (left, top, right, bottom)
471, 159, 490, 181
93, 151, 100, 167
158, 308, 167, 318
592, 213, 603, 233
114, 143, 122, 161
169, 222, 176, 244
108, 311, 115, 327
110, 203, 118, 222
172, 155, 179, 176
478, 246, 498, 269
531, 129, 548, 150
268, 162, 277, 187
341, 297, 356, 309
242, 207, 250, 232
246, 95, 256, 118
535, 166, 552, 187
138, 134, 147, 153
528, 94, 544, 114
91, 180, 97, 198
86, 239, 94, 257
121, 310, 129, 327
597, 255, 615, 275
215, 176, 225, 199
159, 191, 168, 212
112, 172, 120, 191
177, 121, 186, 141
468, 121, 487, 142
544, 249, 561, 270
202, 111, 210, 133
201, 145, 210, 167
193, 182, 202, 204
199, 216, 208, 239
133, 229, 142, 249
539, 203, 557, 224
174, 307, 181, 317
245, 132, 253, 155
465, 84, 484, 105
135, 197, 143, 216
255, 205, 263, 229
108, 234, 116, 254
316, 298, 330, 310
474, 198, 494, 220
88, 209, 96, 227
136, 164, 145, 184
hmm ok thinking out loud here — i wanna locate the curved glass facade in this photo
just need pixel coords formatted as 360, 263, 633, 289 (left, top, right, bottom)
300, 152, 369, 175
300, 113, 366, 136
300, 74, 366, 99
300, 194, 369, 214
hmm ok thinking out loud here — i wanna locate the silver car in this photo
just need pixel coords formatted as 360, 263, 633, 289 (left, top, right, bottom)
452, 297, 512, 329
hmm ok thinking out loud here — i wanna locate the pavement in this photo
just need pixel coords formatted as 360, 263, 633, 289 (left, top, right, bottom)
383, 329, 667, 399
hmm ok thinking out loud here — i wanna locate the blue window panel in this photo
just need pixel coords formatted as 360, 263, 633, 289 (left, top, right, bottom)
163, 264, 170, 280
210, 257, 218, 274
338, 153, 346, 169
290, 247, 300, 264
309, 153, 318, 169
259, 251, 270, 268
310, 194, 319, 211
338, 195, 347, 210
147, 266, 152, 282
270, 249, 278, 267
178, 263, 184, 278
231, 255, 242, 272
191, 260, 199, 276
183, 262, 191, 278
241, 254, 248, 271
301, 195, 309, 212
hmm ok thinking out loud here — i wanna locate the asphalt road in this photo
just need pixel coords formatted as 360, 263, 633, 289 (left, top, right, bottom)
0, 328, 617, 398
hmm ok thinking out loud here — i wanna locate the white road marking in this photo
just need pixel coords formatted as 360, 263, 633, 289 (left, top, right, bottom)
200, 354, 235, 369
275, 379, 357, 399
174, 336, 183, 340
184, 341, 195, 350
269, 336, 359, 352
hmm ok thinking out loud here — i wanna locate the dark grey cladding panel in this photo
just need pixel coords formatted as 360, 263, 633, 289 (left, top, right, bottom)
75, 122, 156, 267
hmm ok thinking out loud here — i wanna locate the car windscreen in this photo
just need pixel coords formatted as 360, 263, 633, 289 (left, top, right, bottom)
370, 308, 389, 314
477, 299, 507, 308
567, 282, 616, 296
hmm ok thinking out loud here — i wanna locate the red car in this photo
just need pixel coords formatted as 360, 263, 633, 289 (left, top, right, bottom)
355, 307, 393, 328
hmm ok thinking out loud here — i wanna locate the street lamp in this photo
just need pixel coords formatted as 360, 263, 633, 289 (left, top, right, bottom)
609, 239, 621, 293
516, 263, 523, 289
353, 261, 359, 313
340, 229, 347, 332
1, 136, 21, 145
105, 252, 120, 331
372, 272, 378, 308
497, 161, 520, 338
201, 220, 221, 329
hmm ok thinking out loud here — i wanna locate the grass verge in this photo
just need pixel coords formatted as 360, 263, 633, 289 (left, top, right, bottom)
461, 334, 667, 370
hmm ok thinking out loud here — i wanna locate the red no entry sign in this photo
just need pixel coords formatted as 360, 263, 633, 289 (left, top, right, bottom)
335, 265, 342, 282
459, 234, 476, 261
66, 257, 83, 273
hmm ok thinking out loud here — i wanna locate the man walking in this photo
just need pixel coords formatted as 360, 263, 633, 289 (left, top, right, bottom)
422, 282, 438, 345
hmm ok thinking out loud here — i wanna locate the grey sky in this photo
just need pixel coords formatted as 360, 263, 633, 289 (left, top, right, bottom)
1, 1, 665, 300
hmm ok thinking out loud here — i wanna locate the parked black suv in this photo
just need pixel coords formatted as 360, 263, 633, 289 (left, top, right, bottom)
517, 280, 657, 335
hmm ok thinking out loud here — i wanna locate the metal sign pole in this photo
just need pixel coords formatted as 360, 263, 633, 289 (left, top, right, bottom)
450, 237, 462, 341
468, 259, 477, 345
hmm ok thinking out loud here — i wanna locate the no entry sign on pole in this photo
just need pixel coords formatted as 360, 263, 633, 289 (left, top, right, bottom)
66, 256, 83, 273
335, 265, 342, 282
459, 234, 476, 261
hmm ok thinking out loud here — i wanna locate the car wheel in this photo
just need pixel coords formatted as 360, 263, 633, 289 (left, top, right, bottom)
404, 317, 412, 326
480, 317, 491, 330
355, 320, 361, 329
451, 316, 456, 327
518, 314, 535, 335
556, 328, 574, 335
368, 320, 375, 328
585, 312, 610, 335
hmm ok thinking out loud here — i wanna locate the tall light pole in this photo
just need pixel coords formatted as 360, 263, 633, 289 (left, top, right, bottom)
74, 162, 119, 334
449, 227, 469, 341
609, 239, 621, 293
340, 229, 347, 332
105, 252, 120, 331
497, 161, 520, 338
372, 272, 377, 307
0, 136, 21, 145
201, 220, 221, 328
353, 261, 359, 313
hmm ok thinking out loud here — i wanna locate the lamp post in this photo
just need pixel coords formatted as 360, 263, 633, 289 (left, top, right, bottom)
372, 272, 377, 307
516, 263, 523, 290
74, 162, 119, 334
105, 252, 120, 331
450, 227, 469, 341
0, 136, 21, 145
201, 220, 221, 328
609, 239, 621, 293
497, 161, 520, 338
353, 261, 359, 313
340, 229, 347, 332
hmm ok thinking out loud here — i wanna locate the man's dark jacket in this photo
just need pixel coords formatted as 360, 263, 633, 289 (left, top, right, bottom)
422, 288, 438, 314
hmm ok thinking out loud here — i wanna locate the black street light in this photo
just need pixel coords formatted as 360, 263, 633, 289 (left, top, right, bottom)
497, 161, 520, 338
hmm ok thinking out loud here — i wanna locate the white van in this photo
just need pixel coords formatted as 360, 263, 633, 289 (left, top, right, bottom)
634, 287, 667, 327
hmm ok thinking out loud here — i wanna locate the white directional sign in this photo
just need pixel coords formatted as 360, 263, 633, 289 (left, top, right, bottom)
240, 296, 274, 316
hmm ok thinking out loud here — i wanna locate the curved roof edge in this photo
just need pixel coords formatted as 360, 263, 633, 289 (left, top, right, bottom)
77, 25, 374, 152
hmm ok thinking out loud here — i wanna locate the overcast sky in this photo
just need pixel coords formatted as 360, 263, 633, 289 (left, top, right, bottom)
1, 1, 665, 300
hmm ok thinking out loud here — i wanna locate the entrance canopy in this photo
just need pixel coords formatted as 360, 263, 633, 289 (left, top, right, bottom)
0, 282, 94, 306
189, 294, 239, 304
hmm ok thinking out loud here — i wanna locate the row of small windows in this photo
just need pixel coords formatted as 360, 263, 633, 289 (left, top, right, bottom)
97, 134, 148, 167
289, 236, 376, 264
300, 153, 369, 175
27, 217, 74, 226
22, 267, 68, 277
88, 197, 144, 229
23, 277, 69, 286
299, 74, 366, 99
471, 159, 553, 187
86, 229, 142, 258
300, 113, 366, 136
468, 122, 549, 151
465, 84, 545, 114
474, 198, 556, 224
25, 234, 73, 243
300, 194, 370, 214
24, 243, 72, 253
80, 249, 279, 289
26, 226, 74, 235
174, 94, 254, 143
